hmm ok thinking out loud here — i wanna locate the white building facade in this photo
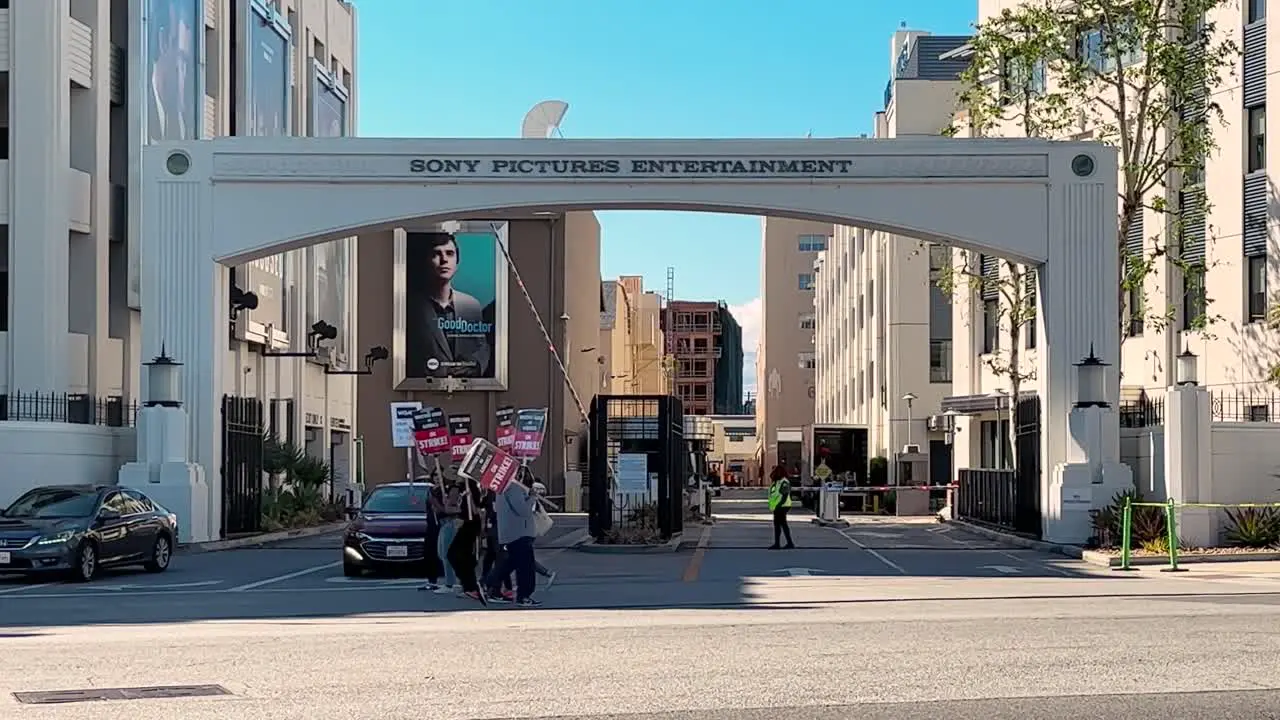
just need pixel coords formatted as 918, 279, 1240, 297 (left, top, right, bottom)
812, 28, 969, 481
0, 0, 358, 512
948, 0, 1280, 480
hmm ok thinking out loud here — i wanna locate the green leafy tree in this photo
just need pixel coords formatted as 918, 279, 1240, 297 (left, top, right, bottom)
949, 0, 1238, 339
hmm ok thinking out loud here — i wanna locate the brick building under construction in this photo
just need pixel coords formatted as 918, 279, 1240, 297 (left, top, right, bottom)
665, 300, 745, 416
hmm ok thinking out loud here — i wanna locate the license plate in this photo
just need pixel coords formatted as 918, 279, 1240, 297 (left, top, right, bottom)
386, 545, 408, 558
0, 551, 10, 565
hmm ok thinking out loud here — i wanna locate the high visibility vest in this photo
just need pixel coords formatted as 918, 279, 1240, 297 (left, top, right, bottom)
768, 479, 792, 511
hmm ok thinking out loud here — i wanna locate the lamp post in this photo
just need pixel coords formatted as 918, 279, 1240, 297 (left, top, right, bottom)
902, 392, 918, 447
1073, 344, 1111, 409
143, 345, 183, 408
1176, 347, 1199, 387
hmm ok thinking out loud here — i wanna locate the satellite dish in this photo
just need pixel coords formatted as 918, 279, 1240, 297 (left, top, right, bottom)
521, 100, 569, 139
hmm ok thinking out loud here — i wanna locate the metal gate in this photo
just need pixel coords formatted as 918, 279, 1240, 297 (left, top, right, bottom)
221, 395, 265, 537
1013, 396, 1042, 538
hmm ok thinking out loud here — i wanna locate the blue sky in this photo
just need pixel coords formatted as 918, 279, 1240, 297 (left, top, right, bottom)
354, 0, 977, 391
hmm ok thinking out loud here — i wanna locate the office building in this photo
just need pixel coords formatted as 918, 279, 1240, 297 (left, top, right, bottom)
706, 414, 759, 486
755, 216, 833, 471
600, 276, 669, 396
667, 300, 744, 415
946, 0, 1279, 474
0, 0, 357, 507
812, 29, 968, 482
355, 215, 603, 497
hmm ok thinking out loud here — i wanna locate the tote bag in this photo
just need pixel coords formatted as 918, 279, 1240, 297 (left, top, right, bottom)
533, 503, 555, 537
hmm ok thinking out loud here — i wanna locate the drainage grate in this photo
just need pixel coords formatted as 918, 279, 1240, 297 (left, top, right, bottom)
13, 684, 232, 705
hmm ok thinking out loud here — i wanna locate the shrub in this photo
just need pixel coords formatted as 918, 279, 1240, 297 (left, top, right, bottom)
1223, 507, 1280, 549
1090, 490, 1166, 548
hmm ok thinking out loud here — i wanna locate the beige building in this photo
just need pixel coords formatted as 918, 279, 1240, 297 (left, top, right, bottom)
812, 29, 968, 481
355, 214, 603, 496
599, 276, 668, 396
755, 216, 832, 471
706, 414, 759, 486
948, 0, 1279, 475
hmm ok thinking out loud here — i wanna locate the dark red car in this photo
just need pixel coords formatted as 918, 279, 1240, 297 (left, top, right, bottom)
342, 482, 433, 577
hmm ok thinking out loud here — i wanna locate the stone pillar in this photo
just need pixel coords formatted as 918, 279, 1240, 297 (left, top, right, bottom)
8, 0, 70, 395
1163, 383, 1214, 547
1038, 149, 1122, 543
139, 147, 226, 539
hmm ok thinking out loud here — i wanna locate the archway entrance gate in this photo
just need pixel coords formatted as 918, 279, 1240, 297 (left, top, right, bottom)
139, 137, 1117, 542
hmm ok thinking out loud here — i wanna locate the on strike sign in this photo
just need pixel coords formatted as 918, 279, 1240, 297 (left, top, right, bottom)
494, 406, 516, 451
457, 438, 521, 494
447, 414, 474, 461
512, 408, 548, 459
412, 407, 450, 456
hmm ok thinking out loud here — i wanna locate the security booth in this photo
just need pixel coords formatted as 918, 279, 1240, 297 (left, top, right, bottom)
894, 444, 931, 516
683, 415, 715, 518
587, 395, 685, 541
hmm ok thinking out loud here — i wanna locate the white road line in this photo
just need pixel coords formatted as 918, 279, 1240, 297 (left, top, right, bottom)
0, 581, 60, 595
227, 561, 342, 592
994, 549, 1074, 577
836, 530, 907, 575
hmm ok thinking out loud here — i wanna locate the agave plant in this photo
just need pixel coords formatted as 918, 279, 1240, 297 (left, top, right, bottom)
1223, 507, 1280, 549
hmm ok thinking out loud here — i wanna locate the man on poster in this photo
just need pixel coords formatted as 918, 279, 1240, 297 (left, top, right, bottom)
405, 233, 494, 379
147, 0, 196, 142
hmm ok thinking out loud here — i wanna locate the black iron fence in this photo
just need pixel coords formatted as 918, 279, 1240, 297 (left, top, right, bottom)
1120, 391, 1280, 426
956, 468, 1029, 534
587, 395, 685, 542
0, 392, 138, 427
1119, 397, 1164, 428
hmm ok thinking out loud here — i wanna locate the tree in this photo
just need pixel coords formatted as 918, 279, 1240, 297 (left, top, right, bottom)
950, 0, 1238, 340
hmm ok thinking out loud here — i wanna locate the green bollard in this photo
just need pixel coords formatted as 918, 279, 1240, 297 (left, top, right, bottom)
1161, 497, 1186, 573
1116, 496, 1135, 571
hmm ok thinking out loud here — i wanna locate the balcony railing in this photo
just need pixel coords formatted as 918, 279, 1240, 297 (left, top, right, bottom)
0, 392, 138, 427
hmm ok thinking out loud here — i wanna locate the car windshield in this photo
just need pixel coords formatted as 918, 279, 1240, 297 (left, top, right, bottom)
3, 488, 99, 519
361, 485, 431, 513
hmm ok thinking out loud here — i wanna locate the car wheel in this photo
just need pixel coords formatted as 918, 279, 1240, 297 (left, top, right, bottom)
144, 534, 172, 573
343, 561, 362, 578
72, 541, 98, 583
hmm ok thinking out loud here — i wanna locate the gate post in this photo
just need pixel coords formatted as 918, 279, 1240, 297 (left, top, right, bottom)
140, 145, 228, 540
1038, 146, 1121, 545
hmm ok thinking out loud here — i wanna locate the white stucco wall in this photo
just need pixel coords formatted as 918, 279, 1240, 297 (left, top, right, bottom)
0, 423, 135, 508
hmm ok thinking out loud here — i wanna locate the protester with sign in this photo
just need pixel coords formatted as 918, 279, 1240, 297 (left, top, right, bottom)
457, 438, 521, 495
428, 477, 464, 595
482, 476, 541, 607
479, 489, 513, 602
445, 475, 487, 603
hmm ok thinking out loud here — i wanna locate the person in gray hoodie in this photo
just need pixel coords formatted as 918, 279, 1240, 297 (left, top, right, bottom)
481, 478, 541, 606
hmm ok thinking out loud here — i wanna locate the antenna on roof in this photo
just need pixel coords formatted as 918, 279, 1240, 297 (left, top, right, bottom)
900, 20, 908, 28
805, 130, 813, 139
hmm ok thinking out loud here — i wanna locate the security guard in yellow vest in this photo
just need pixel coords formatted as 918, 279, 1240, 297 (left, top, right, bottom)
767, 465, 795, 549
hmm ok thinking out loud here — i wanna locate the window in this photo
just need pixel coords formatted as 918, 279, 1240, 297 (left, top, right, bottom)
1182, 265, 1207, 329
798, 273, 815, 291
798, 234, 827, 252
1248, 255, 1267, 322
799, 313, 816, 330
928, 244, 950, 273
1127, 283, 1145, 336
1249, 0, 1266, 24
797, 352, 816, 370
930, 339, 952, 383
1000, 56, 1047, 102
1076, 23, 1144, 73
982, 299, 999, 354
1248, 105, 1266, 173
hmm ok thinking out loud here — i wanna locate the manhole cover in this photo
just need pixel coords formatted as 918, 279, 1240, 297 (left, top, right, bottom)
13, 684, 232, 705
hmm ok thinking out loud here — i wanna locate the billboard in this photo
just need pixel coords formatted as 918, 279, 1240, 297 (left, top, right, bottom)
130, 0, 203, 309
395, 222, 510, 392
146, 0, 201, 143
232, 0, 292, 347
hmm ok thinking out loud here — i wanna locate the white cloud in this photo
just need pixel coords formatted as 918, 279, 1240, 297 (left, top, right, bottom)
729, 297, 762, 394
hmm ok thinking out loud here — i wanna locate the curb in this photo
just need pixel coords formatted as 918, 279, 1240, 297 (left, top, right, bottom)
543, 527, 590, 549
810, 517, 851, 529
574, 532, 685, 554
178, 522, 347, 554
1080, 549, 1280, 568
944, 518, 1085, 559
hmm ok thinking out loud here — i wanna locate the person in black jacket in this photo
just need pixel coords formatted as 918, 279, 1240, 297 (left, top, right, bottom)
445, 476, 487, 603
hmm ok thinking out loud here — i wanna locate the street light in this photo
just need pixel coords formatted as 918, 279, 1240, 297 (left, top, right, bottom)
902, 392, 918, 446
1176, 346, 1199, 387
1074, 343, 1111, 408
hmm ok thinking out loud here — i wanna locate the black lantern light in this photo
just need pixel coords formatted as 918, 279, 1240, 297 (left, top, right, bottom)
144, 344, 183, 408
1074, 343, 1110, 408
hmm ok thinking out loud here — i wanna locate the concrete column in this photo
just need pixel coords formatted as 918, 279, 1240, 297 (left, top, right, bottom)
1163, 383, 1214, 546
1038, 150, 1121, 539
140, 152, 224, 538
82, 0, 112, 398
9, 0, 71, 395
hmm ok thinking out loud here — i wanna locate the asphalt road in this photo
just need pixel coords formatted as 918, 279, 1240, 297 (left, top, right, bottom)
3, 501, 1280, 719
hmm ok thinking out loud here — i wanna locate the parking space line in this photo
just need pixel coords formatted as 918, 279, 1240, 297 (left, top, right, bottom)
682, 525, 714, 583
993, 549, 1075, 576
836, 529, 907, 575
227, 561, 341, 592
0, 581, 60, 595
